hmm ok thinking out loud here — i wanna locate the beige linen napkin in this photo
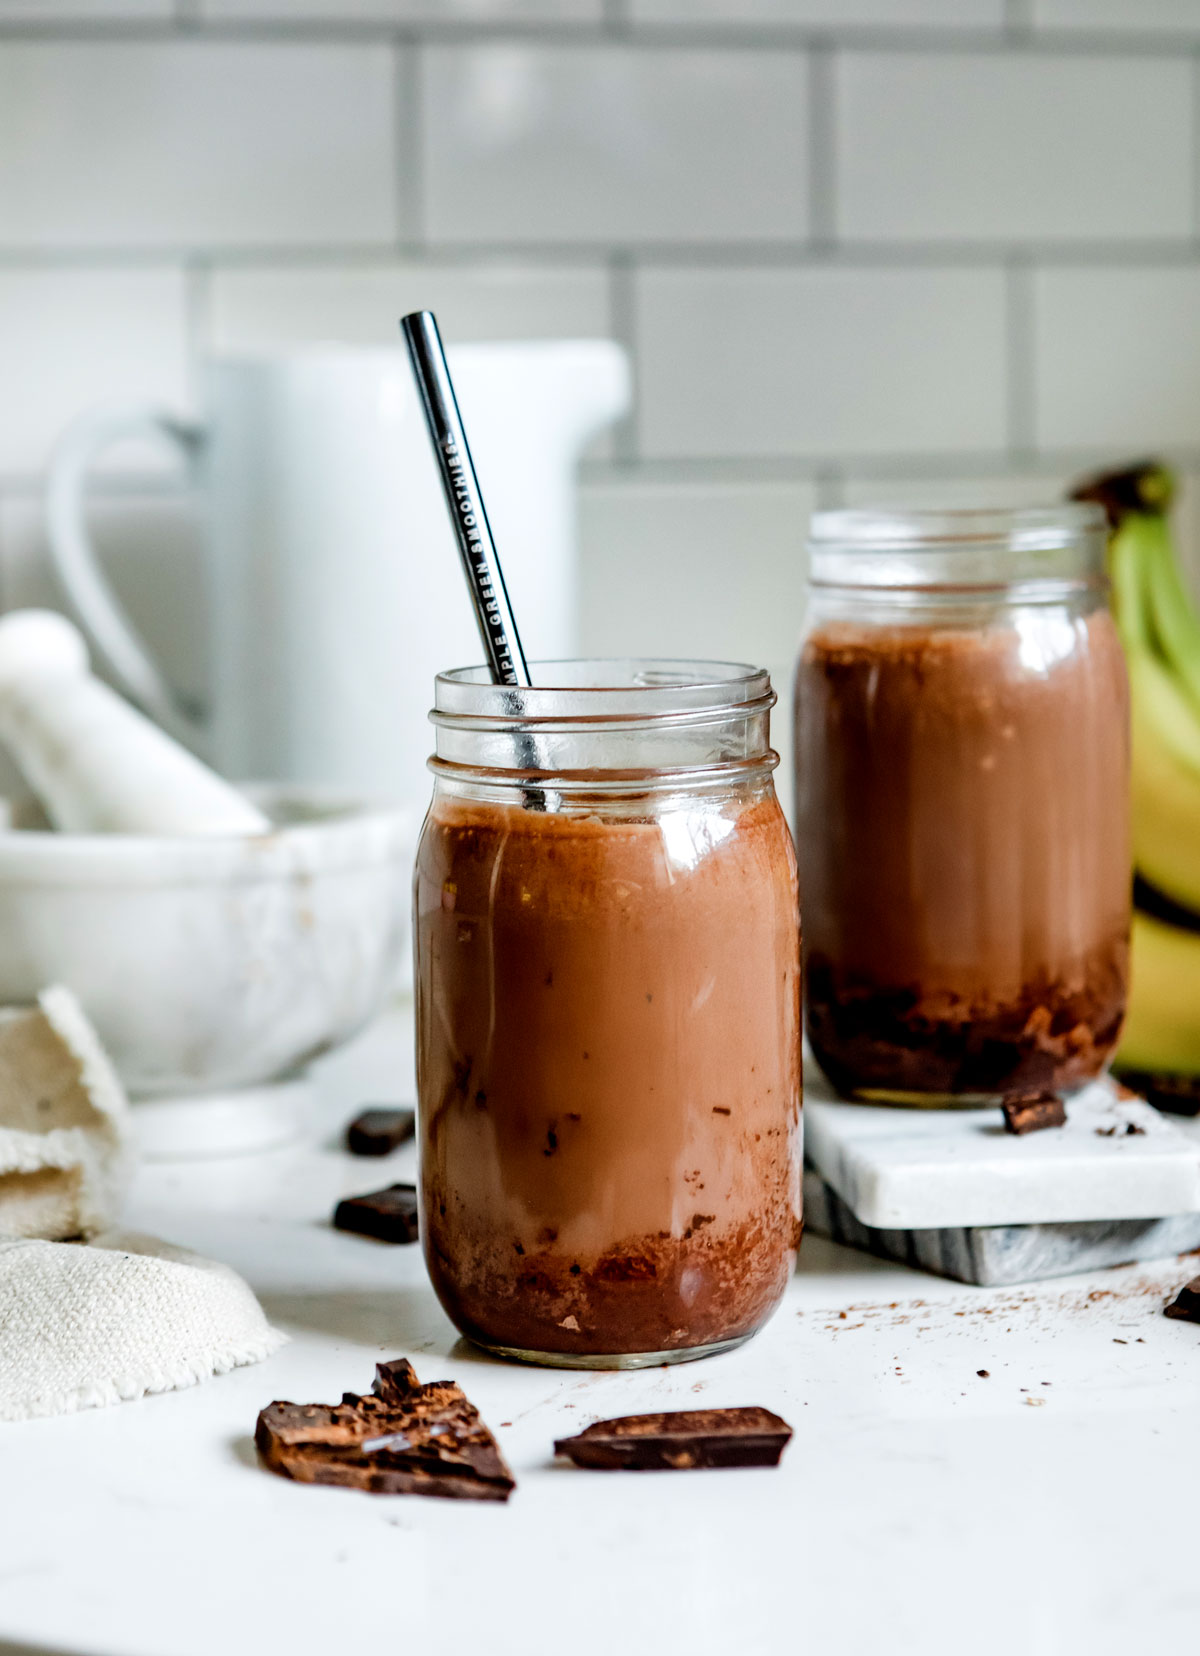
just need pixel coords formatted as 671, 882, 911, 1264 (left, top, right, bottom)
0, 986, 285, 1418
0, 1230, 286, 1420
0, 984, 133, 1240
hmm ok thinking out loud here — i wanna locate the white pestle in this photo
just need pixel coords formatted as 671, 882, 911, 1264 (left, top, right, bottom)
0, 611, 270, 836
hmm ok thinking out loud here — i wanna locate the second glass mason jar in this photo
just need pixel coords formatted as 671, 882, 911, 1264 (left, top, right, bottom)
794, 506, 1131, 1104
414, 660, 801, 1368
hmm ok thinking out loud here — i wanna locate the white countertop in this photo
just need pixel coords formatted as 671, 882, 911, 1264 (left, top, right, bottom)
2, 1007, 1199, 1656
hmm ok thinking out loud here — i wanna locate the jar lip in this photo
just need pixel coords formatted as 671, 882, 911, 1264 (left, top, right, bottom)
809, 503, 1106, 554
807, 503, 1107, 593
433, 658, 772, 723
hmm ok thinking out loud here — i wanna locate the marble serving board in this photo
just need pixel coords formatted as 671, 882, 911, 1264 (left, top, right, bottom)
802, 1169, 1200, 1287
803, 1061, 1200, 1230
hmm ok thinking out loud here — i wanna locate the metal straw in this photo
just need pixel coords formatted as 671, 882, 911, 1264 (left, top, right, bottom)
400, 310, 532, 688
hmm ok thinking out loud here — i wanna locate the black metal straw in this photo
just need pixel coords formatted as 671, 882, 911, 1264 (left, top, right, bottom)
401, 310, 532, 688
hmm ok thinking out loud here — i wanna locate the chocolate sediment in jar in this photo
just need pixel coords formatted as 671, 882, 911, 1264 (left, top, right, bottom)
795, 609, 1130, 1098
415, 792, 801, 1358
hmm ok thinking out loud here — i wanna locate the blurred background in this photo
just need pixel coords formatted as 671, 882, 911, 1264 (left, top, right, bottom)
2, 0, 1200, 796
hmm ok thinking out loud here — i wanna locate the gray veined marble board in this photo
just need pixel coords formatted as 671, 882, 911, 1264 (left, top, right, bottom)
802, 1170, 1200, 1287
803, 1064, 1200, 1230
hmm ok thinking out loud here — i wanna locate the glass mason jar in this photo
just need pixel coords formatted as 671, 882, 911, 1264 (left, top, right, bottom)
414, 659, 801, 1369
794, 506, 1130, 1105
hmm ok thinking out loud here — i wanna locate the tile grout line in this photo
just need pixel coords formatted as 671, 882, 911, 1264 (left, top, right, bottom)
573, 444, 1181, 481
1003, 0, 1034, 44
807, 41, 836, 253
1004, 254, 1037, 467
4, 241, 1200, 272
0, 20, 1197, 56
608, 252, 640, 467
601, 0, 632, 39
813, 465, 845, 511
6, 445, 1200, 500
395, 37, 424, 250
1193, 49, 1200, 241
183, 254, 212, 414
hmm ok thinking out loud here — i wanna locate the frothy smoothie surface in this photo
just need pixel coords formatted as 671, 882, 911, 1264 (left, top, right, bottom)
414, 791, 801, 1359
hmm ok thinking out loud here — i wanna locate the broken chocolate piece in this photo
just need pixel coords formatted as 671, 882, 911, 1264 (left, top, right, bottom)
554, 1407, 792, 1471
256, 1358, 515, 1501
1164, 1276, 1200, 1325
346, 1106, 416, 1157
333, 1183, 419, 1243
1001, 1091, 1066, 1136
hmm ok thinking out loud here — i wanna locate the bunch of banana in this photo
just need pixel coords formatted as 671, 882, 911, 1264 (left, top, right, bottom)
1071, 463, 1200, 1100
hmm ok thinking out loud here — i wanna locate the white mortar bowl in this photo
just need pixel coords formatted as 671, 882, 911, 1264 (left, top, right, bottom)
0, 787, 412, 1099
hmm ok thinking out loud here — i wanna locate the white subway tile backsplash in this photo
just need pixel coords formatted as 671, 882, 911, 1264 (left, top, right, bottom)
0, 43, 398, 250
0, 490, 208, 708
0, 15, 1195, 615
1033, 1, 1200, 30
632, 0, 1001, 25
1034, 266, 1200, 453
579, 476, 811, 663
636, 266, 1007, 459
203, 0, 598, 16
422, 45, 808, 245
579, 474, 812, 814
210, 263, 611, 351
837, 53, 1193, 243
0, 268, 190, 475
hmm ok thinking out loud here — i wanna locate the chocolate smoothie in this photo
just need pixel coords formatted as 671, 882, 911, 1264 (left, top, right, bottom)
414, 790, 801, 1359
795, 608, 1130, 1099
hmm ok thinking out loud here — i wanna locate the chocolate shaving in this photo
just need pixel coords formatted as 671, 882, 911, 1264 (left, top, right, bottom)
346, 1107, 416, 1156
1001, 1091, 1066, 1136
333, 1183, 419, 1243
255, 1358, 515, 1501
554, 1407, 792, 1471
1165, 1276, 1200, 1325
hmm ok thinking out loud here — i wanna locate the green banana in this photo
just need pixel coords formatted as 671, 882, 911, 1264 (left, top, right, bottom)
1143, 513, 1200, 714
1129, 694, 1200, 916
1070, 463, 1200, 1080
1116, 909, 1200, 1075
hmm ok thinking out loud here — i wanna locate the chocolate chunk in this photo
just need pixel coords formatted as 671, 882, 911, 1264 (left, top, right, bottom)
333, 1183, 419, 1243
1165, 1276, 1200, 1325
345, 1106, 416, 1156
1001, 1091, 1066, 1135
553, 1407, 792, 1471
256, 1358, 515, 1501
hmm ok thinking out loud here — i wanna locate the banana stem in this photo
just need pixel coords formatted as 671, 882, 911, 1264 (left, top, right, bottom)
1070, 461, 1174, 530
